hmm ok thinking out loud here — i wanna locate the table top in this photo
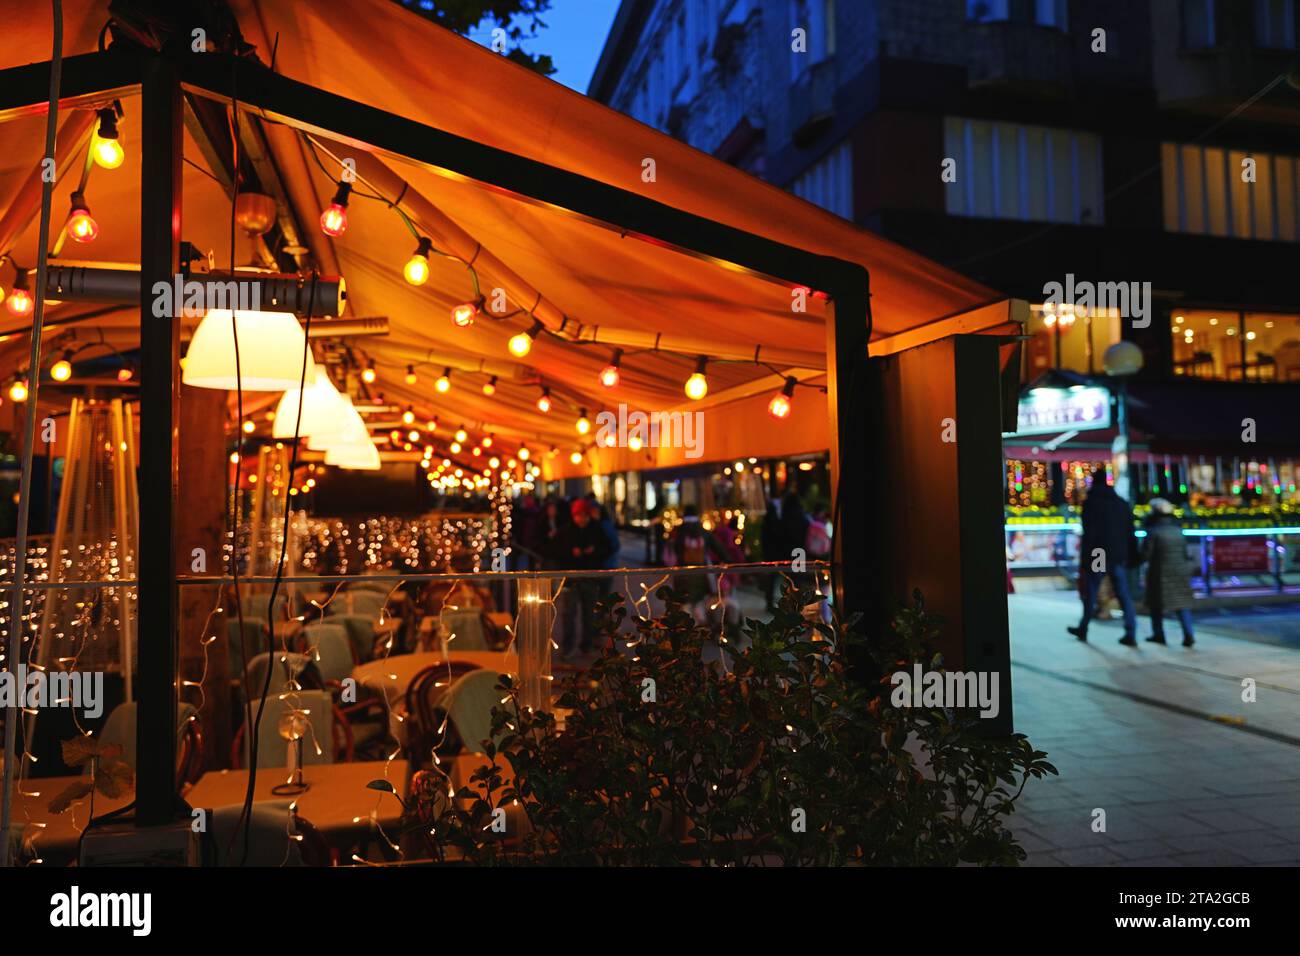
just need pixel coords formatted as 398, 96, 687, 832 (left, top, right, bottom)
352, 650, 516, 704
185, 760, 409, 836
8, 774, 135, 860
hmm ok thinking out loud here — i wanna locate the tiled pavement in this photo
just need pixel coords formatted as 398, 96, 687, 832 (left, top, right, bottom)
1007, 591, 1300, 866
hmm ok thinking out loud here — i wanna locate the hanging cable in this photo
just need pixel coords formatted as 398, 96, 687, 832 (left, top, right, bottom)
1, 0, 62, 870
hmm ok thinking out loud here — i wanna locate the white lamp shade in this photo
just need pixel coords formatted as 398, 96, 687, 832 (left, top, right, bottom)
324, 439, 381, 470
183, 309, 316, 391
273, 374, 347, 439
306, 396, 370, 451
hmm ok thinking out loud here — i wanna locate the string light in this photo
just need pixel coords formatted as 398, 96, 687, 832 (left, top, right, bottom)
684, 356, 709, 400
768, 376, 796, 420
508, 319, 543, 357
50, 352, 73, 382
92, 107, 124, 169
482, 376, 497, 396
241, 420, 255, 434
575, 408, 591, 435
362, 360, 377, 384
404, 365, 418, 385
569, 449, 583, 465
402, 406, 416, 425
435, 367, 452, 393
319, 181, 352, 237
403, 237, 432, 285
599, 348, 622, 389
5, 272, 33, 317
426, 417, 438, 432
628, 434, 643, 452
8, 379, 28, 403
454, 425, 468, 444
536, 387, 552, 413
451, 298, 481, 328
518, 445, 530, 461
66, 192, 98, 243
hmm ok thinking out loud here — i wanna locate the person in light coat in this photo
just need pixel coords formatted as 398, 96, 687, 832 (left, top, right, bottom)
1141, 498, 1196, 647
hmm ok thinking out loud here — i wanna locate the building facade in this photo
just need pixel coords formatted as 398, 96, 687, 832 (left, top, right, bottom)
591, 0, 1300, 589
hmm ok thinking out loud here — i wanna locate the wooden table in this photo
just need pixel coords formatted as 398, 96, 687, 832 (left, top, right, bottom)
7, 775, 136, 863
185, 760, 409, 839
352, 650, 516, 705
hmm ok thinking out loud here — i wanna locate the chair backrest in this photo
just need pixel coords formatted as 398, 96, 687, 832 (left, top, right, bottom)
225, 617, 266, 677
340, 590, 388, 616
243, 652, 315, 701
442, 669, 510, 755
94, 701, 198, 778
329, 614, 378, 663
404, 660, 483, 761
240, 590, 289, 628
240, 689, 336, 769
204, 800, 316, 866
303, 622, 354, 683
440, 608, 489, 651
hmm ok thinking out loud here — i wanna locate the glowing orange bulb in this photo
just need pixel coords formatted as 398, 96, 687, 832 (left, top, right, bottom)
600, 365, 620, 388
8, 380, 28, 403
536, 389, 552, 413
451, 301, 479, 327
67, 193, 98, 243
5, 287, 34, 317
404, 365, 418, 385
569, 450, 583, 465
684, 372, 708, 401
768, 377, 796, 420
361, 365, 377, 384
50, 357, 72, 382
320, 204, 347, 236
454, 427, 468, 443
404, 239, 432, 285
117, 366, 134, 382
482, 376, 497, 397
575, 410, 591, 435
94, 137, 124, 170
482, 434, 494, 448
435, 369, 451, 393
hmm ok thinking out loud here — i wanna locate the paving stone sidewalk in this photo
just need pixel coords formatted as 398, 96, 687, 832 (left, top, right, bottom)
1006, 592, 1300, 866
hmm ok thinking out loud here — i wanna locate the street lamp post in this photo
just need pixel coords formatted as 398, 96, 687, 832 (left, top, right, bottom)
1103, 341, 1145, 503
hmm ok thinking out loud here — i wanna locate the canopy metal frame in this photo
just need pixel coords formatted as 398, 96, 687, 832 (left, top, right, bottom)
0, 45, 875, 830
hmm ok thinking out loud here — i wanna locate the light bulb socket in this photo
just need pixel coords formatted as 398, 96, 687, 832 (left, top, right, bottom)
411, 236, 432, 258
525, 318, 544, 339
330, 181, 353, 208
96, 107, 120, 141
693, 355, 708, 376
11, 268, 29, 291
69, 190, 91, 217
781, 376, 797, 398
608, 348, 623, 369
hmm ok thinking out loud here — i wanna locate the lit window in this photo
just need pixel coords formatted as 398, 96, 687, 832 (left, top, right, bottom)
1162, 142, 1300, 240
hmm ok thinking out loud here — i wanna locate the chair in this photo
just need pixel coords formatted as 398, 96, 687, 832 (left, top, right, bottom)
330, 613, 379, 663
93, 701, 202, 787
338, 590, 387, 616
403, 660, 484, 763
302, 622, 355, 684
230, 688, 352, 769
202, 800, 329, 866
439, 607, 490, 651
243, 652, 317, 700
442, 669, 512, 755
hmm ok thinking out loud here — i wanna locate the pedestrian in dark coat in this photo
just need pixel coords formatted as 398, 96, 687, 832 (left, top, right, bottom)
1142, 498, 1195, 647
1068, 468, 1138, 645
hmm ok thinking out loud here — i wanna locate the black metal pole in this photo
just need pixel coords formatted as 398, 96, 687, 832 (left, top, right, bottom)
136, 53, 182, 828
825, 267, 875, 625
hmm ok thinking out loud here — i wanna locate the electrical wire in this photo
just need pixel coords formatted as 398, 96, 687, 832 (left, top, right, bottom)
0, 0, 62, 870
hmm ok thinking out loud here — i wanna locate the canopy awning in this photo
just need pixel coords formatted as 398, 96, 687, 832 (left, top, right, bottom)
0, 0, 1017, 477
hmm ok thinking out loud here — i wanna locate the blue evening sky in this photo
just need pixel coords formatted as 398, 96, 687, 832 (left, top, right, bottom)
465, 0, 624, 92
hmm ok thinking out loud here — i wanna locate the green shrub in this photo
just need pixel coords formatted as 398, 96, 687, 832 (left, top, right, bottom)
395, 584, 1055, 866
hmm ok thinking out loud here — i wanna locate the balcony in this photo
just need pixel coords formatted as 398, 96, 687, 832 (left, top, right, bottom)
966, 22, 1073, 94
789, 58, 836, 147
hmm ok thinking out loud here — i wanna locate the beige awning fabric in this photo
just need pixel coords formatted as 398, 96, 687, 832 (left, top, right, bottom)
0, 0, 1011, 478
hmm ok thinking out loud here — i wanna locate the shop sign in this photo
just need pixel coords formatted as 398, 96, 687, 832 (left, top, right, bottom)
1211, 536, 1272, 574
1011, 386, 1111, 436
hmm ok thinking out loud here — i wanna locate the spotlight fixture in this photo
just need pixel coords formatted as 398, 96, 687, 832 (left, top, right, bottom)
403, 237, 433, 286
508, 319, 544, 357
435, 367, 452, 393
92, 107, 124, 169
599, 348, 623, 389
684, 356, 708, 400
768, 377, 796, 420
404, 365, 418, 385
536, 387, 552, 413
50, 350, 74, 382
66, 192, 99, 243
319, 181, 352, 237
482, 375, 497, 397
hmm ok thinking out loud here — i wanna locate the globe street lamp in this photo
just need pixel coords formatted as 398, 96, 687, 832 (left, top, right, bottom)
1103, 341, 1144, 502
